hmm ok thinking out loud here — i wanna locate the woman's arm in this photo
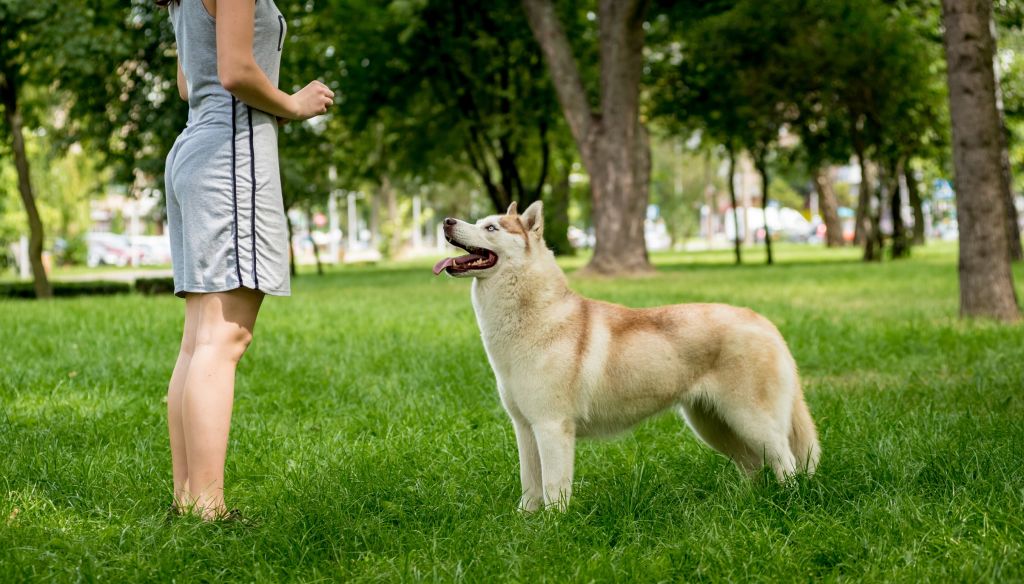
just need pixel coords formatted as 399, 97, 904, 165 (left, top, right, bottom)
177, 60, 188, 101
215, 0, 333, 120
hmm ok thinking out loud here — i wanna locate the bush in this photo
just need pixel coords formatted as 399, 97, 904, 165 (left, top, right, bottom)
0, 280, 131, 299
134, 277, 176, 296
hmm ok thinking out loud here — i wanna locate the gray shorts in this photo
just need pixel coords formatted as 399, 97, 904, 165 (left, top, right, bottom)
164, 99, 291, 299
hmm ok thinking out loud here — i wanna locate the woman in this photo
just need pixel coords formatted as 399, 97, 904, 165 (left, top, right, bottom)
159, 0, 333, 520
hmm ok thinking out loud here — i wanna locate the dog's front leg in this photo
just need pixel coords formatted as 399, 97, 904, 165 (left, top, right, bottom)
533, 419, 576, 511
511, 416, 543, 512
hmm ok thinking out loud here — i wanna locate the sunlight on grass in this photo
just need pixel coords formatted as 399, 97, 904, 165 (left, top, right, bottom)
1, 244, 1022, 581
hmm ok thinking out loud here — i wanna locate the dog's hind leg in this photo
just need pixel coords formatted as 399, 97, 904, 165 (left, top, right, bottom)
684, 382, 797, 481
715, 397, 797, 482
679, 399, 762, 476
533, 419, 576, 511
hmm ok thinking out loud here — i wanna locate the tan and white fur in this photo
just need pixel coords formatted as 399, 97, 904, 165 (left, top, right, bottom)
438, 201, 821, 511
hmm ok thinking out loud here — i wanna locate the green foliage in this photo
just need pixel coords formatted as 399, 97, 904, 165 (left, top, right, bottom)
0, 0, 183, 182
2, 246, 1024, 579
0, 128, 102, 260
769, 177, 804, 211
0, 160, 22, 248
1000, 22, 1024, 193
289, 0, 564, 213
648, 136, 724, 243
833, 180, 855, 208
649, 0, 949, 174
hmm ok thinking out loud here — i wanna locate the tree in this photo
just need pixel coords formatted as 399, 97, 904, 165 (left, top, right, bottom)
812, 168, 845, 247
0, 0, 58, 297
725, 148, 743, 264
941, 0, 1021, 321
311, 0, 559, 216
651, 0, 801, 265
522, 0, 653, 275
2, 0, 157, 296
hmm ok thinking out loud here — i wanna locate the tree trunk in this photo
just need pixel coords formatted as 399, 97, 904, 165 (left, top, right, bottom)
754, 155, 773, 265
863, 162, 886, 262
853, 145, 872, 247
941, 0, 1021, 321
307, 208, 323, 276
369, 190, 381, 250
904, 163, 926, 245
813, 166, 844, 247
522, 0, 652, 275
996, 109, 1023, 262
1, 74, 52, 298
383, 175, 401, 258
286, 207, 297, 277
727, 150, 742, 265
890, 159, 910, 259
991, 17, 1023, 262
543, 157, 574, 256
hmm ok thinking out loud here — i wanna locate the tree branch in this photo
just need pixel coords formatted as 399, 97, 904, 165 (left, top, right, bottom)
521, 0, 594, 151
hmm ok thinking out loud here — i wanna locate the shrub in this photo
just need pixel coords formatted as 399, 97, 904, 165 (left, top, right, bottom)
0, 280, 131, 299
134, 277, 176, 296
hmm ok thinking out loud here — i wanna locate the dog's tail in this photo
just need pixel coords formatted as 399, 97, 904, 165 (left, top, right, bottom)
789, 390, 821, 475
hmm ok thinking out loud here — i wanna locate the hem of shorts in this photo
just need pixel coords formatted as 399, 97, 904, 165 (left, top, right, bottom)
174, 284, 291, 299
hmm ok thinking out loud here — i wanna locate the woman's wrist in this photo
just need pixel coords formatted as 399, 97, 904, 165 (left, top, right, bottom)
283, 94, 300, 120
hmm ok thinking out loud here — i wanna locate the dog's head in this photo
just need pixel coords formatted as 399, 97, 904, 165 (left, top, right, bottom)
433, 201, 545, 279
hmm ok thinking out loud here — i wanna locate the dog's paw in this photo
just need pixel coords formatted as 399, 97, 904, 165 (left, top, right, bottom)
517, 495, 541, 513
544, 499, 569, 513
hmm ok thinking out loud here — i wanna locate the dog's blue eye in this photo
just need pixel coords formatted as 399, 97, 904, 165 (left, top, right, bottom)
486, 225, 498, 232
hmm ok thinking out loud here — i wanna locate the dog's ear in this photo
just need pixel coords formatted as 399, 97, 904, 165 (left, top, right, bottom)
506, 201, 518, 216
521, 201, 544, 235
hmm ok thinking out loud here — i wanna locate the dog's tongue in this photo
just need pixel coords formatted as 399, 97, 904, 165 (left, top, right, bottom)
433, 257, 455, 275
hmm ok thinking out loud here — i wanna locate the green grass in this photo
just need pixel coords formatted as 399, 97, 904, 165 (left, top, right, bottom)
2, 243, 1023, 582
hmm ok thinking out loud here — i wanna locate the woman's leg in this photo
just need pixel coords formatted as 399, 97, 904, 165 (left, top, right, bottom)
181, 288, 264, 519
168, 294, 200, 509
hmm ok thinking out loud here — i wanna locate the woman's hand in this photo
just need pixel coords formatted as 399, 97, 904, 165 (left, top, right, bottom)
215, 0, 335, 121
287, 81, 335, 121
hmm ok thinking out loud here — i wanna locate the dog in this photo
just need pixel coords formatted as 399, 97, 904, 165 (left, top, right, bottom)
434, 201, 821, 511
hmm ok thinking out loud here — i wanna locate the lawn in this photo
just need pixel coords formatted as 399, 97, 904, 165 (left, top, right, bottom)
2, 243, 1023, 582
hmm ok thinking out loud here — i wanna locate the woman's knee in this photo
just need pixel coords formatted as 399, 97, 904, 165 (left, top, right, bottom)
195, 323, 254, 362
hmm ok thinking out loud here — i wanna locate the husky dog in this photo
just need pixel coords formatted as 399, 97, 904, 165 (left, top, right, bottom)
434, 201, 820, 511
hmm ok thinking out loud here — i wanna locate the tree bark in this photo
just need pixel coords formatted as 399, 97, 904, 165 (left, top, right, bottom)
890, 159, 910, 259
522, 0, 652, 275
754, 154, 773, 265
863, 162, 886, 262
853, 144, 871, 247
813, 166, 844, 247
1, 73, 52, 298
727, 149, 742, 265
904, 163, 926, 245
941, 0, 1021, 321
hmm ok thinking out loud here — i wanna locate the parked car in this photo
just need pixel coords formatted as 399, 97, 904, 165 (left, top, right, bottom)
86, 233, 171, 267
